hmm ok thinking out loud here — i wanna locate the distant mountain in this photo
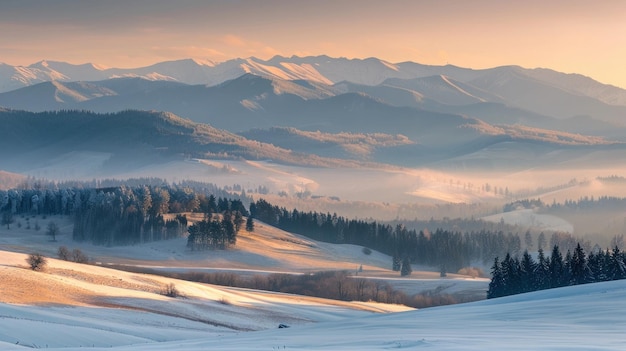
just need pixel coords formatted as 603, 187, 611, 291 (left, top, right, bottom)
2, 56, 626, 133
2, 55, 625, 106
239, 127, 421, 163
0, 109, 368, 177
1, 107, 624, 179
0, 75, 483, 143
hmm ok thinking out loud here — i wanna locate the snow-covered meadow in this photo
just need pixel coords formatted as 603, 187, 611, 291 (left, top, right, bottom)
2, 214, 623, 350
1, 248, 625, 350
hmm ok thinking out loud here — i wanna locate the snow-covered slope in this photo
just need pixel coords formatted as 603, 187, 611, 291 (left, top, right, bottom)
0, 250, 412, 349
2, 55, 626, 109
0, 247, 624, 350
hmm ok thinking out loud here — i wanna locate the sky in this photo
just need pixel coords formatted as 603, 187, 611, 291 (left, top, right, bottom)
1, 0, 625, 88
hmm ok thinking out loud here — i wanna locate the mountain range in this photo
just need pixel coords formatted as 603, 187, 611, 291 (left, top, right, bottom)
2, 56, 626, 136
1, 55, 626, 174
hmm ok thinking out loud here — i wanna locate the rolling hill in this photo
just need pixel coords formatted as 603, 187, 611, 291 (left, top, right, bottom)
0, 109, 371, 178
0, 241, 623, 350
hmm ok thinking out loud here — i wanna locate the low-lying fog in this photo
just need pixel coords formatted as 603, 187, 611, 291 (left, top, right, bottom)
12, 152, 626, 248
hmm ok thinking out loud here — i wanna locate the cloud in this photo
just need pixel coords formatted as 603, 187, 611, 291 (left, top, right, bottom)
218, 35, 282, 59
220, 35, 247, 48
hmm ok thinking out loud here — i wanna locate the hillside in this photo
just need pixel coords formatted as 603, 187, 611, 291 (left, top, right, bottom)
0, 212, 490, 348
0, 250, 413, 349
0, 213, 487, 295
0, 244, 624, 350
0, 109, 367, 177
4, 97, 620, 176
2, 55, 626, 129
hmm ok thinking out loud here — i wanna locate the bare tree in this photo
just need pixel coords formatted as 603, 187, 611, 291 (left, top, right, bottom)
57, 246, 71, 260
71, 248, 89, 263
1, 211, 14, 229
47, 221, 60, 241
26, 253, 47, 271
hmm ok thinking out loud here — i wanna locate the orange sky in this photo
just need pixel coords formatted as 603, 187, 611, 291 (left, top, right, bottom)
1, 0, 625, 88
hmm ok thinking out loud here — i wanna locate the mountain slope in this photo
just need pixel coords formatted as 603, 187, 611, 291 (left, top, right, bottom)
0, 109, 363, 176
467, 66, 626, 123
1, 244, 624, 351
3, 55, 626, 108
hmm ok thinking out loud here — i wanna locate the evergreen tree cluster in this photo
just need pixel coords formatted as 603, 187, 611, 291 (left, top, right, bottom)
251, 199, 523, 272
488, 244, 626, 298
1, 182, 249, 247
187, 211, 244, 250
503, 195, 626, 214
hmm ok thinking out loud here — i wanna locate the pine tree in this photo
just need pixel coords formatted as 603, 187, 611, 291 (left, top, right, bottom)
392, 253, 401, 271
548, 245, 564, 288
535, 248, 550, 290
608, 246, 626, 280
519, 250, 537, 293
400, 257, 412, 276
501, 253, 521, 296
245, 216, 254, 232
562, 250, 573, 286
570, 243, 592, 285
487, 257, 504, 299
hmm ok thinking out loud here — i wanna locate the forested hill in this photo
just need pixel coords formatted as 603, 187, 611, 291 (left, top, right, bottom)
0, 109, 359, 172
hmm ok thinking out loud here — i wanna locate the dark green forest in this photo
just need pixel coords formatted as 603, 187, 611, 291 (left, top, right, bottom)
251, 199, 524, 272
488, 244, 626, 298
0, 179, 249, 246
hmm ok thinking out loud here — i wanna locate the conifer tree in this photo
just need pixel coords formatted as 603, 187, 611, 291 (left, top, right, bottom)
608, 246, 626, 280
392, 253, 401, 271
400, 257, 412, 276
487, 257, 504, 298
548, 245, 565, 288
519, 250, 537, 293
535, 248, 550, 290
570, 243, 592, 285
245, 216, 254, 232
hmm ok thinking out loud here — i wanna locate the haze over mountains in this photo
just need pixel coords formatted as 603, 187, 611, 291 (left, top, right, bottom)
3, 54, 626, 351
2, 55, 626, 189
2, 55, 626, 127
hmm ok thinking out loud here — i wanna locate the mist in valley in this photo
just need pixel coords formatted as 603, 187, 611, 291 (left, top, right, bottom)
4, 28, 626, 351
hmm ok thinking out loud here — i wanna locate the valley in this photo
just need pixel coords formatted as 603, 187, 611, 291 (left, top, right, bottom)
2, 54, 626, 351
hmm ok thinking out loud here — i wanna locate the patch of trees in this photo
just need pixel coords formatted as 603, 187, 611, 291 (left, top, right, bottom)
107, 265, 474, 309
386, 216, 528, 237
597, 175, 626, 183
251, 199, 523, 272
549, 196, 626, 211
0, 181, 250, 247
57, 246, 89, 263
503, 198, 544, 212
187, 211, 244, 250
488, 244, 626, 299
503, 195, 626, 213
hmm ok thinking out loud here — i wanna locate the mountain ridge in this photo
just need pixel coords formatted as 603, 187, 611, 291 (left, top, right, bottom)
2, 55, 626, 132
2, 55, 625, 107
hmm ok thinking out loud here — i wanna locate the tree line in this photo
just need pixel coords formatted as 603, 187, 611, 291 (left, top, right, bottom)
186, 211, 246, 250
250, 199, 523, 273
488, 244, 626, 299
504, 196, 626, 212
1, 182, 250, 246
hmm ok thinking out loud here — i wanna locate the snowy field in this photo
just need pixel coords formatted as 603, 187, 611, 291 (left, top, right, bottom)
1, 248, 624, 350
3, 214, 623, 350
0, 214, 491, 349
0, 215, 488, 298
